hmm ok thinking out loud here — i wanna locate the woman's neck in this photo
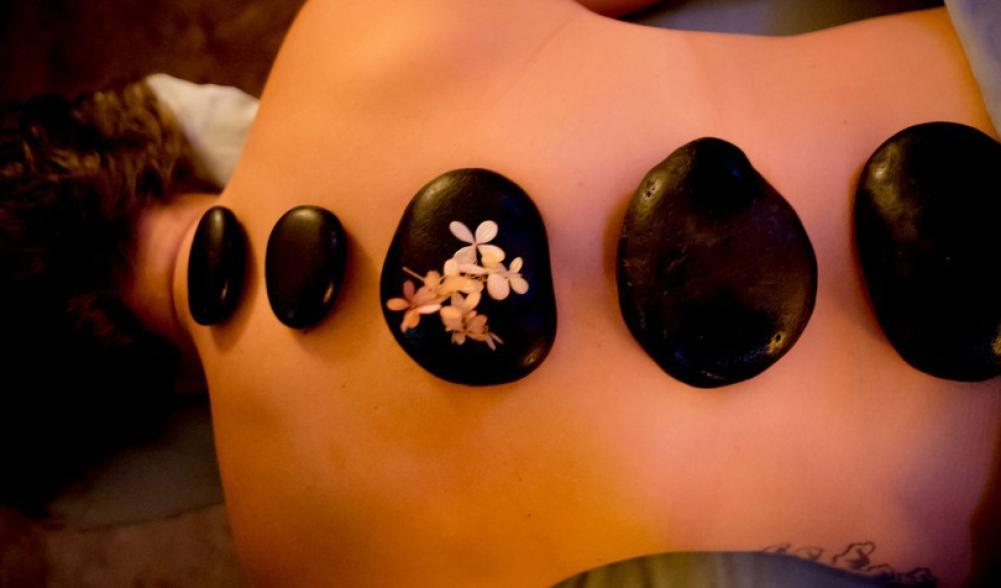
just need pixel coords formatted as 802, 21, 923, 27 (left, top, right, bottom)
120, 192, 217, 354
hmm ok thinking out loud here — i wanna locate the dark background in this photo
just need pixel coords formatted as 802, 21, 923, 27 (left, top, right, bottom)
0, 0, 307, 102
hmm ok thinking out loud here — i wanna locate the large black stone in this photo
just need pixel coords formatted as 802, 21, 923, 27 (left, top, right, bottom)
617, 138, 817, 388
855, 122, 1001, 381
187, 206, 247, 325
265, 205, 348, 329
380, 169, 556, 386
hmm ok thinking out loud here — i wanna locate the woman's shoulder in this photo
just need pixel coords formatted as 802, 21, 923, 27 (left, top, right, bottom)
267, 0, 583, 93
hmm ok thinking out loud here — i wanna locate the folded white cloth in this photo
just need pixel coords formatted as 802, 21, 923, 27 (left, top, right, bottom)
145, 73, 259, 188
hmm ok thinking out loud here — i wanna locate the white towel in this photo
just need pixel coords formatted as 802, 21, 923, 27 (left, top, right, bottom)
145, 73, 259, 189
946, 0, 1001, 135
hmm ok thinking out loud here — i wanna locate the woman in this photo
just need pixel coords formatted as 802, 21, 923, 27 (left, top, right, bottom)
6, 0, 1000, 585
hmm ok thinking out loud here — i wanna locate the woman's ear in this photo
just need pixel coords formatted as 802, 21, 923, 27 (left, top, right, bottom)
574, 0, 662, 17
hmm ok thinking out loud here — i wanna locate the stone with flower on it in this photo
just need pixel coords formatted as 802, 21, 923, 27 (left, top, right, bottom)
381, 169, 556, 386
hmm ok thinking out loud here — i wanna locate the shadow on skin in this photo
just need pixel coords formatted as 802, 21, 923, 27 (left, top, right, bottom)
970, 419, 1001, 586
289, 228, 384, 364
845, 160, 890, 345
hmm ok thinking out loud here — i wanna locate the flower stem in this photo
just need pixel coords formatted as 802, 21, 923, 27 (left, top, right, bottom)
402, 267, 425, 281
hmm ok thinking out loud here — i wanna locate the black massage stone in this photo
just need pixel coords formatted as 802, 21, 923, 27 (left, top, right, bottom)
265, 205, 348, 329
188, 206, 247, 325
380, 168, 556, 386
617, 138, 817, 388
856, 122, 1001, 381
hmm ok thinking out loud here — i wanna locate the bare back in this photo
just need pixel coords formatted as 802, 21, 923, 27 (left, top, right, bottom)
175, 2, 1001, 585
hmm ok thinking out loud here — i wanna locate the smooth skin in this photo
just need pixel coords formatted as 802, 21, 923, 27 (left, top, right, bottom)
138, 1, 1001, 585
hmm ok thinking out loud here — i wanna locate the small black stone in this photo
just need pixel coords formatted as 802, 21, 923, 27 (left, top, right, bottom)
380, 169, 556, 386
617, 138, 817, 388
187, 206, 247, 325
855, 122, 1001, 381
265, 205, 348, 329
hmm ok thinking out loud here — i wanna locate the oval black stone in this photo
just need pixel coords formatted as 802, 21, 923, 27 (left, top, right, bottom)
617, 138, 818, 388
187, 206, 247, 325
380, 169, 556, 386
265, 205, 348, 329
855, 122, 1001, 381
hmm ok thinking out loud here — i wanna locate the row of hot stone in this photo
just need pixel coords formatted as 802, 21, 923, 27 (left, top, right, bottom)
186, 122, 1001, 387
188, 206, 347, 330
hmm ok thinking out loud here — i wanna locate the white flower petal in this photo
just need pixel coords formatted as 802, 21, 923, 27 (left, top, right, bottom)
449, 221, 475, 243
475, 220, 498, 243
459, 263, 486, 276
487, 273, 510, 300
509, 257, 523, 272
417, 303, 442, 314
459, 279, 483, 294
478, 244, 506, 266
386, 298, 410, 311
454, 245, 478, 265
510, 276, 529, 295
443, 258, 459, 276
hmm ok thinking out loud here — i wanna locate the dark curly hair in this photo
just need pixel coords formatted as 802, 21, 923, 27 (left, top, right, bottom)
0, 81, 203, 516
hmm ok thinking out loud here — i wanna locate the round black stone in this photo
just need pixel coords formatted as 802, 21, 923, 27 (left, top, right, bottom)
265, 205, 348, 329
187, 206, 247, 325
855, 122, 1001, 381
380, 169, 557, 386
617, 138, 818, 388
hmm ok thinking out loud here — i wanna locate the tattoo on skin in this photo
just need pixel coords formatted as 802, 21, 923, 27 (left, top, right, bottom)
762, 541, 937, 587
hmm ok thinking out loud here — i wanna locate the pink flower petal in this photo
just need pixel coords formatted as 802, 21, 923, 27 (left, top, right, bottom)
510, 276, 529, 295
413, 286, 439, 305
440, 306, 463, 330
386, 298, 410, 311
465, 291, 481, 310
509, 257, 523, 272
443, 259, 459, 276
417, 303, 442, 314
401, 309, 420, 332
423, 271, 442, 288
402, 280, 416, 299
449, 221, 475, 243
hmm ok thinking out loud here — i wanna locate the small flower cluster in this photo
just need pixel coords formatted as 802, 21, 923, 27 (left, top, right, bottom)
386, 220, 529, 350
